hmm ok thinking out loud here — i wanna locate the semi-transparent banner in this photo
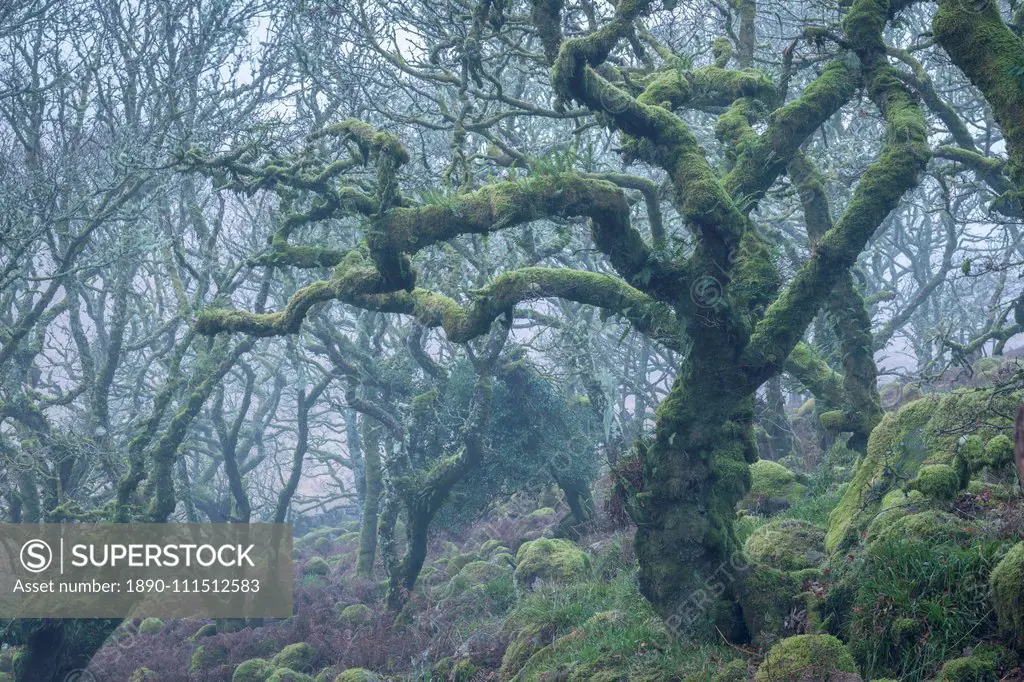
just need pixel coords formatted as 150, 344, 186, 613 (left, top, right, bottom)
0, 524, 292, 618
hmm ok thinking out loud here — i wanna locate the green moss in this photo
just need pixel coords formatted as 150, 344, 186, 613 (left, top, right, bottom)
741, 460, 806, 512
990, 542, 1024, 648
266, 670, 314, 682
712, 659, 750, 681
818, 409, 845, 431
513, 538, 591, 591
302, 557, 330, 576
333, 668, 380, 682
744, 519, 825, 571
526, 506, 556, 521
754, 635, 857, 681
445, 551, 480, 577
905, 464, 961, 500
826, 397, 938, 553
271, 643, 314, 672
191, 623, 217, 640
938, 655, 997, 681
444, 560, 511, 597
869, 510, 971, 548
500, 622, 550, 679
190, 644, 228, 674
233, 658, 275, 682
738, 564, 801, 643
138, 618, 164, 635
336, 603, 373, 627
984, 435, 1014, 469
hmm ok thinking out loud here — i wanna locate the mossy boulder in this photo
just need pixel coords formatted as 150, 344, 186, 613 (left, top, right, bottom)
905, 463, 961, 500
333, 669, 380, 682
938, 655, 997, 681
744, 519, 825, 571
868, 510, 971, 548
827, 397, 938, 552
755, 634, 858, 681
190, 644, 228, 673
192, 622, 218, 640
336, 603, 374, 627
990, 542, 1024, 647
712, 659, 750, 681
138, 617, 164, 635
984, 434, 1014, 468
445, 560, 510, 597
271, 643, 315, 672
445, 552, 480, 577
741, 460, 806, 514
499, 622, 552, 678
738, 564, 801, 644
233, 658, 275, 682
267, 670, 314, 682
302, 557, 330, 576
513, 538, 591, 591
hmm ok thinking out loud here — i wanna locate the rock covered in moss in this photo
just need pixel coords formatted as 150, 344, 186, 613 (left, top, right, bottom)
302, 557, 330, 576
755, 634, 858, 681
738, 564, 801, 644
336, 603, 373, 627
191, 622, 218, 640
138, 617, 164, 635
333, 669, 380, 682
983, 434, 1014, 468
513, 538, 591, 591
267, 670, 314, 682
446, 560, 509, 596
712, 659, 751, 681
869, 510, 971, 548
744, 519, 825, 571
271, 643, 314, 672
905, 463, 961, 500
500, 622, 551, 678
190, 644, 228, 674
827, 398, 938, 552
740, 460, 806, 514
990, 542, 1024, 647
233, 658, 275, 682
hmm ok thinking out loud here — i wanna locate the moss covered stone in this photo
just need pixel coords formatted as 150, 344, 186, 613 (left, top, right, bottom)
302, 557, 330, 576
827, 397, 937, 552
905, 463, 961, 500
938, 655, 997, 681
513, 538, 591, 591
333, 669, 380, 682
754, 634, 857, 681
499, 622, 550, 679
233, 658, 275, 682
740, 460, 806, 514
445, 560, 511, 597
138, 618, 164, 635
983, 435, 1015, 471
990, 542, 1024, 648
744, 518, 825, 571
869, 510, 971, 548
336, 603, 374, 627
712, 659, 750, 681
190, 644, 228, 674
267, 670, 314, 682
271, 643, 315, 672
738, 564, 801, 643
